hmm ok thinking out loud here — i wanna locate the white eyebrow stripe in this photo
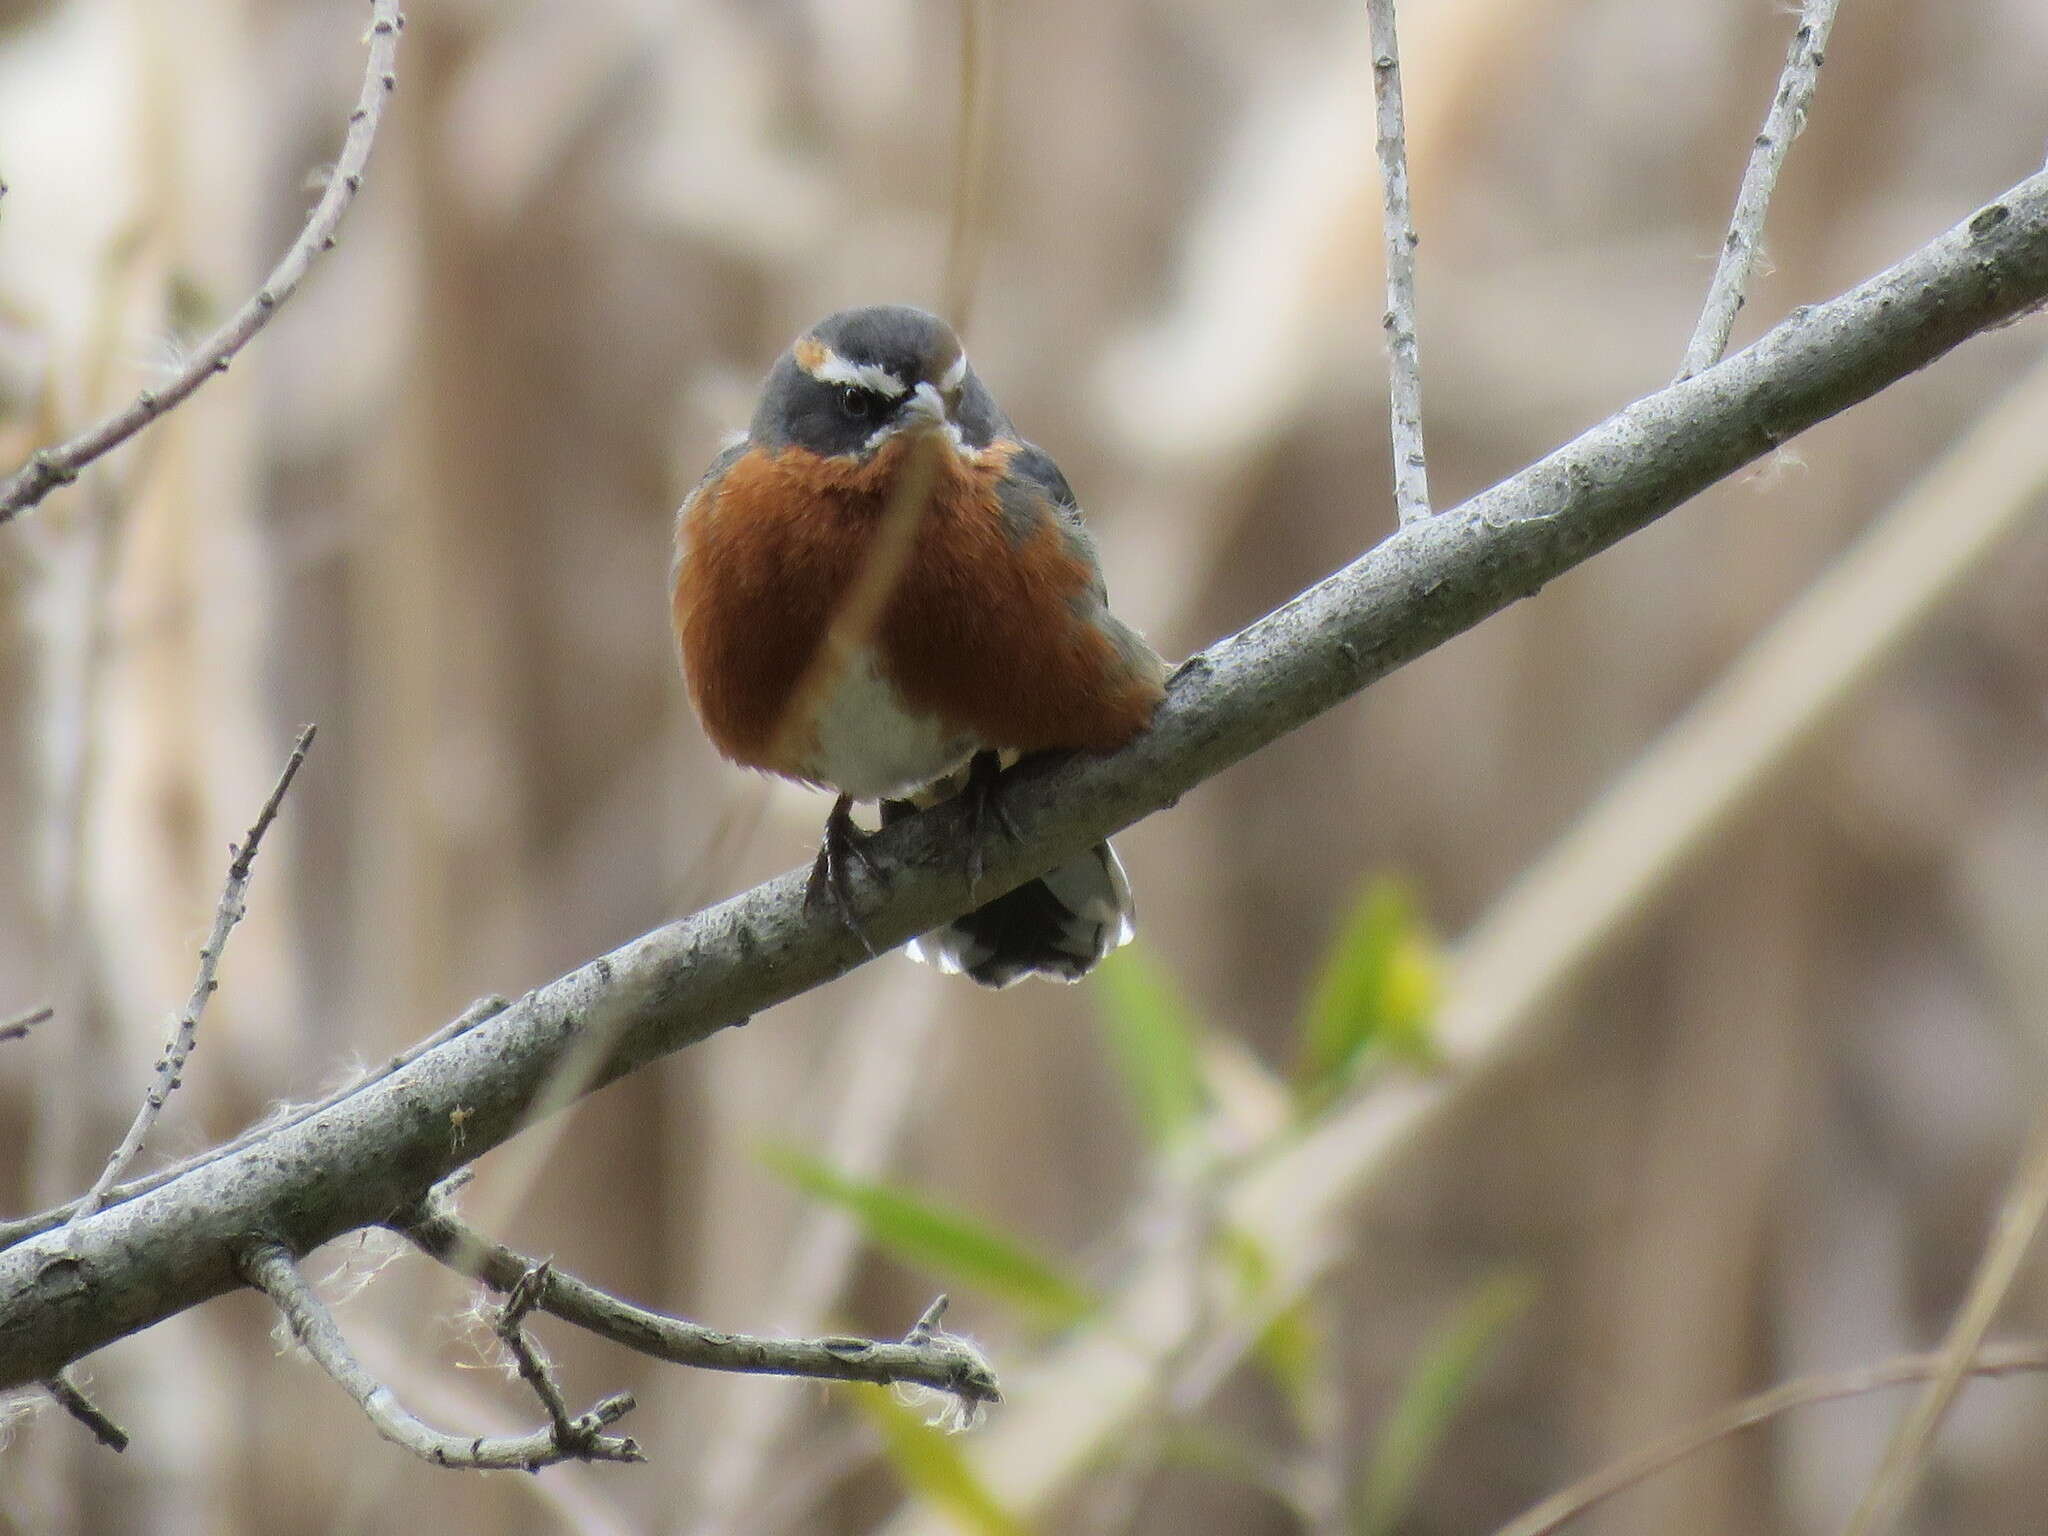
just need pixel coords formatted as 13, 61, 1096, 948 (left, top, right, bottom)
938, 352, 968, 392
804, 346, 908, 398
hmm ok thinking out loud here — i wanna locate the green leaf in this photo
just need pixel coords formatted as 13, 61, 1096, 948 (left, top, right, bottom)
854, 1389, 1034, 1536
1352, 1271, 1535, 1536
1218, 1226, 1325, 1432
1093, 946, 1207, 1148
1254, 1296, 1323, 1434
1297, 876, 1441, 1109
761, 1146, 1097, 1330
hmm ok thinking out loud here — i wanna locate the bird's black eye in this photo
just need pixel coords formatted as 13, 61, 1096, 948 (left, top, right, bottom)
838, 385, 877, 420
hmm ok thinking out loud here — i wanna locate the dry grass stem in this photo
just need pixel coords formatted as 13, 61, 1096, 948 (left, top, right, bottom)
1841, 1116, 2048, 1536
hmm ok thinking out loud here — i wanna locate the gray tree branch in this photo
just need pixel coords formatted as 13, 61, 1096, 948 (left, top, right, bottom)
1, 168, 2046, 1392
239, 1240, 643, 1472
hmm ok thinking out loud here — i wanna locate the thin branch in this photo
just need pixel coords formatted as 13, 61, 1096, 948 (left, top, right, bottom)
1366, 0, 1432, 523
399, 1197, 1000, 1405
1842, 1115, 2048, 1536
0, 0, 405, 528
496, 1264, 586, 1449
3, 171, 2047, 1391
1677, 0, 1844, 380
238, 1240, 643, 1471
0, 994, 504, 1248
39, 1370, 129, 1453
1493, 1345, 2048, 1536
67, 726, 316, 1227
0, 1006, 52, 1044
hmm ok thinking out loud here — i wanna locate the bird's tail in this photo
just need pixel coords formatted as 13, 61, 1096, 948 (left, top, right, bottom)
907, 841, 1137, 988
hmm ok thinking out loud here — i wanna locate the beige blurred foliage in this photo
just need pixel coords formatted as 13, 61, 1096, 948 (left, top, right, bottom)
3, 0, 2048, 1533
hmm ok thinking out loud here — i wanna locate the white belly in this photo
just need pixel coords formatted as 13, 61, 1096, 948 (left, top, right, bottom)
798, 647, 977, 800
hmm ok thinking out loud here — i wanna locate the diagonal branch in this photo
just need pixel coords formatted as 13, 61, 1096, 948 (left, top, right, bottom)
0, 0, 404, 528
40, 1368, 130, 1452
1, 170, 2046, 1390
399, 1197, 1000, 1405
1841, 1115, 2048, 1536
0, 1006, 53, 1044
68, 726, 315, 1226
239, 1240, 642, 1471
1677, 0, 1844, 380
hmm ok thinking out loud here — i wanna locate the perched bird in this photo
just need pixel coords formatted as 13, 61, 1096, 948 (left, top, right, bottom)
672, 304, 1167, 986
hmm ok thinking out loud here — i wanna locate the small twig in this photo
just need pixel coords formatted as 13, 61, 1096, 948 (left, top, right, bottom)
0, 0, 404, 528
1842, 1116, 2048, 1536
398, 1195, 1000, 1406
0, 995, 504, 1250
496, 1263, 581, 1447
1494, 1344, 2048, 1536
1676, 0, 1843, 380
0, 1006, 53, 1044
239, 1240, 642, 1471
1366, 0, 1432, 524
67, 726, 316, 1227
40, 1370, 130, 1452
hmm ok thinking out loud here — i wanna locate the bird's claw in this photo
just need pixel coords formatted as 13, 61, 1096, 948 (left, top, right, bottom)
806, 795, 881, 955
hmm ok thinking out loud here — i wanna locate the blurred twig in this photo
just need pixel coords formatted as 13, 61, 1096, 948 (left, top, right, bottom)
1366, 0, 1432, 524
0, 1006, 51, 1044
38, 1370, 128, 1452
941, 0, 993, 335
66, 726, 315, 1227
1495, 1344, 2048, 1536
0, 0, 404, 527
687, 983, 947, 1536
239, 1239, 643, 1471
1677, 0, 1843, 380
1842, 1115, 2048, 1536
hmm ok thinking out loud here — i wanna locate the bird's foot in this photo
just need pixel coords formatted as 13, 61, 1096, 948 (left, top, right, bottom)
962, 751, 1023, 894
805, 795, 881, 954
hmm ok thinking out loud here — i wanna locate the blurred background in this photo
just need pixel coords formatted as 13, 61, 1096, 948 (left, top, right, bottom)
4, 0, 2048, 1531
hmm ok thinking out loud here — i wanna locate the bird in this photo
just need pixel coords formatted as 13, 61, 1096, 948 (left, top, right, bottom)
671, 304, 1167, 987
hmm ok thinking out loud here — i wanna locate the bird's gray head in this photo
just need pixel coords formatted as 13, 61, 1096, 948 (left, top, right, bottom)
749, 305, 1011, 459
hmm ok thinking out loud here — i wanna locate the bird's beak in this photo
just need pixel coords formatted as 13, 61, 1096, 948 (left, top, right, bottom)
900, 381, 950, 438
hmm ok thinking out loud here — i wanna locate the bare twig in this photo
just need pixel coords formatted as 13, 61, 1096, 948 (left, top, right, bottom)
1842, 1116, 2048, 1536
496, 1264, 584, 1448
67, 726, 316, 1227
1366, 0, 1432, 523
0, 0, 405, 528
1494, 1345, 2048, 1536
399, 1195, 1000, 1405
1677, 0, 1844, 380
39, 1370, 129, 1453
239, 1240, 643, 1471
0, 1006, 52, 1044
